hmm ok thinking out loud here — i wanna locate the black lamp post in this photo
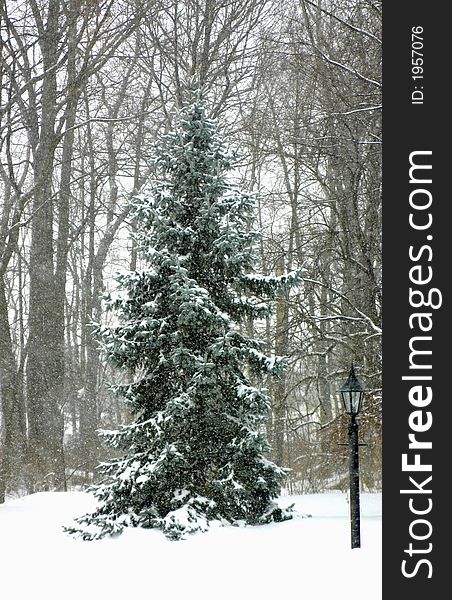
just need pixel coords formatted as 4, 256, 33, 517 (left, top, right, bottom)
340, 364, 364, 549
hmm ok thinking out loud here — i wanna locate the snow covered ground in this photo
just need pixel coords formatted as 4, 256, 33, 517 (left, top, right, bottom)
0, 491, 381, 600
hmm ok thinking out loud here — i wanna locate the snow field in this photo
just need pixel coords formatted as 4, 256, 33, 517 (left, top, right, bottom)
0, 492, 381, 600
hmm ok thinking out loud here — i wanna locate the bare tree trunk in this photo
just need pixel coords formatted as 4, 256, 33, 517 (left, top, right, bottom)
26, 0, 66, 491
0, 276, 26, 501
273, 255, 289, 466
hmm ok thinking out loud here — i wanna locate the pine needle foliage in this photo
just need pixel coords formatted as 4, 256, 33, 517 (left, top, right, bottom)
67, 100, 298, 540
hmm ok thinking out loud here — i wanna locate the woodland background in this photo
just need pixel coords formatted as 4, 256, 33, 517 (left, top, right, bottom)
0, 0, 381, 501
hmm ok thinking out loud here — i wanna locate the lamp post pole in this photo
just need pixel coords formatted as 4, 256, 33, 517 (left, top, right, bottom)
348, 413, 361, 549
339, 364, 364, 550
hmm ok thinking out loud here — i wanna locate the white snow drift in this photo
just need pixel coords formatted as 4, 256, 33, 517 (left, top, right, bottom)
0, 491, 381, 600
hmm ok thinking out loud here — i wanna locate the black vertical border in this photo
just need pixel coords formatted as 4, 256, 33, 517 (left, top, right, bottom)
383, 2, 450, 598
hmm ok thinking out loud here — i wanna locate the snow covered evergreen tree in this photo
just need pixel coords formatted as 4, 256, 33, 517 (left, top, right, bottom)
68, 99, 298, 540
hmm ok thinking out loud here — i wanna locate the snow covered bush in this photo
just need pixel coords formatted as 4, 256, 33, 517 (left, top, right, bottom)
67, 98, 298, 541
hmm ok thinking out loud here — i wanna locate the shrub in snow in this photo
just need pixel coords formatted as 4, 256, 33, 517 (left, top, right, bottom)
66, 97, 299, 541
